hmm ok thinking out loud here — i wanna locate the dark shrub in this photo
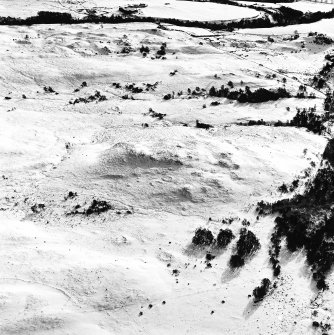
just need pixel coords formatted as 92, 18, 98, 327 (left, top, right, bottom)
192, 228, 215, 246
316, 276, 328, 290
278, 183, 288, 193
195, 120, 213, 130
216, 229, 234, 248
323, 138, 334, 166
273, 264, 281, 277
253, 278, 271, 301
157, 45, 166, 57
229, 254, 245, 268
312, 321, 320, 328
140, 45, 150, 54
31, 203, 45, 213
236, 228, 261, 258
206, 253, 215, 261
85, 199, 112, 215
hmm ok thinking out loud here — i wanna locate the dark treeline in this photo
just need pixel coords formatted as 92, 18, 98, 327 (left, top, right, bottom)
238, 107, 331, 135
1, 6, 334, 31
208, 85, 290, 103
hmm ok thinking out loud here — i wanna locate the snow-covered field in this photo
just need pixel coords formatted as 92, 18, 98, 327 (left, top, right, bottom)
280, 1, 334, 13
0, 0, 259, 21
1, 1, 334, 334
241, 17, 334, 37
238, 0, 334, 13
139, 0, 259, 21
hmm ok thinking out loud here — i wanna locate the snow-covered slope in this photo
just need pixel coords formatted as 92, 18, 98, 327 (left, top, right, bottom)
1, 3, 334, 334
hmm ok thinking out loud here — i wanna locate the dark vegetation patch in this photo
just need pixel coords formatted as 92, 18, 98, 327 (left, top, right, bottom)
164, 84, 291, 104
64, 191, 77, 200
278, 179, 299, 194
313, 33, 334, 45
156, 43, 167, 58
69, 90, 107, 104
229, 254, 245, 267
238, 107, 331, 135
192, 227, 235, 249
208, 85, 290, 103
258, 138, 334, 289
229, 228, 261, 268
195, 120, 213, 130
252, 278, 271, 302
85, 199, 112, 215
43, 86, 57, 94
192, 228, 215, 246
139, 45, 150, 56
68, 199, 113, 215
191, 225, 259, 268
31, 203, 45, 213
112, 82, 159, 94
312, 50, 334, 90
324, 90, 334, 113
145, 108, 166, 120
73, 81, 87, 92
216, 229, 235, 248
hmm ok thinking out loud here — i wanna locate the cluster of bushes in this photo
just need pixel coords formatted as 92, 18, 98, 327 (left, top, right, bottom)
139, 45, 150, 57
156, 43, 167, 58
313, 76, 326, 89
258, 138, 334, 289
43, 86, 57, 94
208, 85, 290, 103
278, 179, 299, 194
238, 107, 330, 135
163, 84, 291, 104
312, 320, 332, 333
295, 84, 316, 99
124, 83, 144, 94
69, 90, 107, 104
192, 228, 235, 249
289, 107, 328, 135
64, 191, 77, 200
319, 61, 334, 78
192, 228, 215, 246
325, 53, 334, 62
68, 199, 113, 215
312, 53, 334, 90
31, 203, 45, 213
73, 81, 87, 92
147, 108, 166, 120
230, 228, 261, 268
314, 33, 333, 45
221, 217, 236, 225
112, 81, 159, 93
269, 227, 281, 277
85, 199, 112, 215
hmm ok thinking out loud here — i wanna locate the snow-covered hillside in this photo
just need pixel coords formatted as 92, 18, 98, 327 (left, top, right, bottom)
1, 1, 334, 334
